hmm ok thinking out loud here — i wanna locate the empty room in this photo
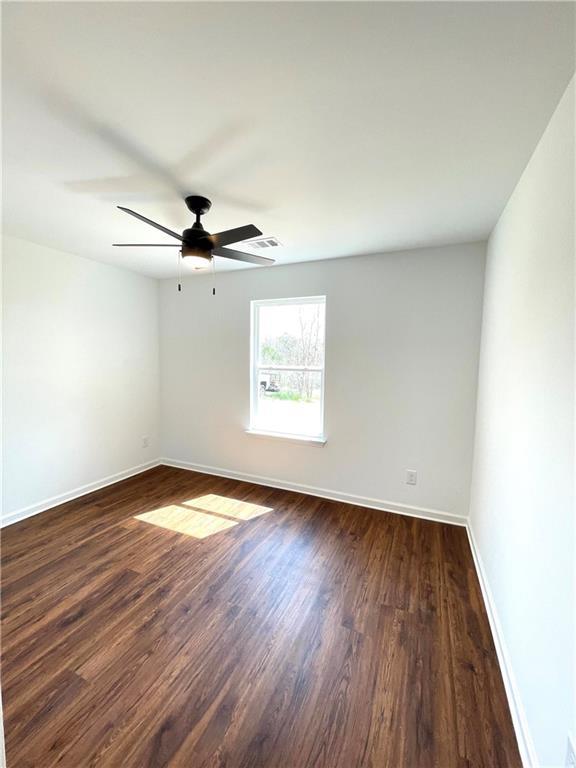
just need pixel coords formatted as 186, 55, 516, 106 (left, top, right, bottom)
1, 2, 574, 767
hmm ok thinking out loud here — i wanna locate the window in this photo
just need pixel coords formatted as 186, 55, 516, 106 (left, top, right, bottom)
250, 297, 326, 441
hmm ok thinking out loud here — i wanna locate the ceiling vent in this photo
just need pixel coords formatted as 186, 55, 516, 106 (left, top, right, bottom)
246, 237, 282, 249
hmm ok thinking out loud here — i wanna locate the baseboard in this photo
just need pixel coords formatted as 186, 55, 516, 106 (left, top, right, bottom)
466, 524, 538, 768
1, 459, 161, 528
160, 457, 466, 526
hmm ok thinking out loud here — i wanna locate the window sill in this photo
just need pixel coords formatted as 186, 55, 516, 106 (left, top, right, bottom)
245, 429, 327, 446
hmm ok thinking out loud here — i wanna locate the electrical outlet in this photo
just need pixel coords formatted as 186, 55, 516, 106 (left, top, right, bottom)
566, 734, 576, 767
142, 436, 149, 448
406, 469, 417, 486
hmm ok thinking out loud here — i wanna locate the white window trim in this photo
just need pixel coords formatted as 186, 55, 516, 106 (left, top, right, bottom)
250, 296, 327, 442
245, 429, 327, 446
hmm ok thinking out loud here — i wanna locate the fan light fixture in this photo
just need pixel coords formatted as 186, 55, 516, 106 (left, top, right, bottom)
183, 254, 212, 271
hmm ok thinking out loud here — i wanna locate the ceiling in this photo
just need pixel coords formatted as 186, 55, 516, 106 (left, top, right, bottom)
2, 2, 575, 278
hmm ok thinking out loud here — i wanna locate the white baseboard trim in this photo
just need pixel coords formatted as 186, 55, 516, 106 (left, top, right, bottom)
1, 459, 161, 528
466, 524, 538, 768
160, 457, 466, 526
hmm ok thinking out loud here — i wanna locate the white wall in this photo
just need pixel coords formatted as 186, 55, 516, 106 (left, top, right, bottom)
159, 242, 485, 521
2, 236, 160, 521
470, 79, 575, 767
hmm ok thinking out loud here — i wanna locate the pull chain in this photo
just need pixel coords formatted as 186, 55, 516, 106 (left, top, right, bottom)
177, 249, 182, 292
211, 255, 216, 296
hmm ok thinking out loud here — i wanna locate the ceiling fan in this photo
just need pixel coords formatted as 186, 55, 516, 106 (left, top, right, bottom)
114, 195, 275, 271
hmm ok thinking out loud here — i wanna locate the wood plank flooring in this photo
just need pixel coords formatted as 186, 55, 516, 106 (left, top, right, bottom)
1, 465, 521, 767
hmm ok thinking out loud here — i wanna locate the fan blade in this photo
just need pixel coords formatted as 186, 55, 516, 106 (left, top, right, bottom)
117, 206, 183, 241
113, 243, 181, 247
213, 246, 274, 265
210, 225, 262, 248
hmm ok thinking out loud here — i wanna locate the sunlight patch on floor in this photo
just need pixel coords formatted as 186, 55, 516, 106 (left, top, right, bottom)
182, 494, 273, 521
134, 495, 275, 539
135, 505, 238, 539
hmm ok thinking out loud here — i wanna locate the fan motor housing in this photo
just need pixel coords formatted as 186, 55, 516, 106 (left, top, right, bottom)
182, 230, 212, 258
182, 227, 213, 256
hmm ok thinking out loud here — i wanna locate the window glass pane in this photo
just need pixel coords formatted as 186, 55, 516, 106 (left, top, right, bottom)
258, 301, 325, 368
254, 370, 323, 436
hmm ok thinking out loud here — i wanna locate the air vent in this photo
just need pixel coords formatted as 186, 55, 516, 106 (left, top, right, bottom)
247, 237, 282, 249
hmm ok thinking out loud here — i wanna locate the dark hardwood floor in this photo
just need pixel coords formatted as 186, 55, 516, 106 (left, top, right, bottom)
1, 465, 521, 767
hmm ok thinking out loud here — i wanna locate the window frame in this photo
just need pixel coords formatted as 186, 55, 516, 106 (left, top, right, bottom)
249, 296, 327, 443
